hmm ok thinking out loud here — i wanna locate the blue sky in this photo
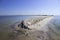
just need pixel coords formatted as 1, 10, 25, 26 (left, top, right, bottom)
0, 0, 60, 15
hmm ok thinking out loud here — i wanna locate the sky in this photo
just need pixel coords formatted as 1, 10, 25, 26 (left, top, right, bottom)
0, 0, 60, 15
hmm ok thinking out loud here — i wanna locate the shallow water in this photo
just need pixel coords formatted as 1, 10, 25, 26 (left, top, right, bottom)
49, 16, 60, 32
